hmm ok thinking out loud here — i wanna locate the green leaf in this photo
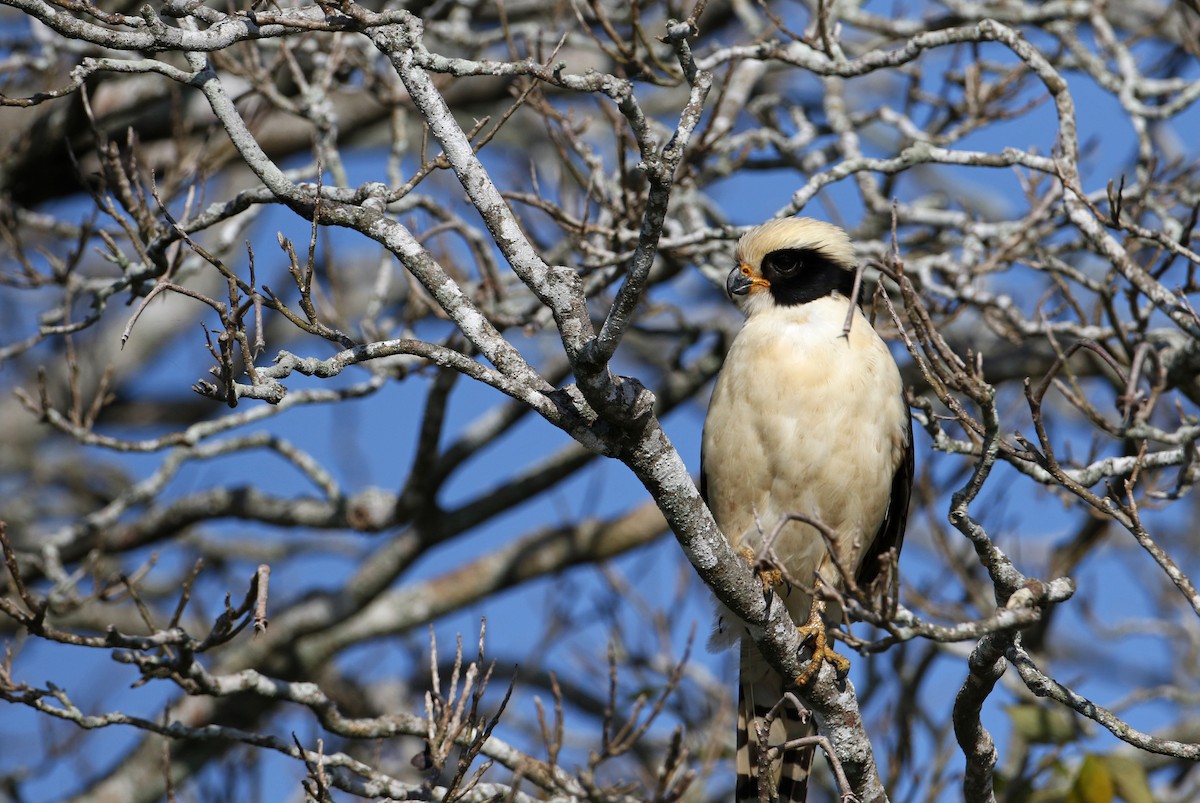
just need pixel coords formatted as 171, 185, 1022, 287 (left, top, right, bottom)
1103, 754, 1154, 803
1007, 703, 1079, 745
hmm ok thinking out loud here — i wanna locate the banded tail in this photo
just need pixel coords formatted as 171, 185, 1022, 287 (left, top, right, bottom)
737, 639, 814, 803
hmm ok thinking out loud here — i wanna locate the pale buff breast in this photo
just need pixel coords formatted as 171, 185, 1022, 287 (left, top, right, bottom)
703, 297, 907, 620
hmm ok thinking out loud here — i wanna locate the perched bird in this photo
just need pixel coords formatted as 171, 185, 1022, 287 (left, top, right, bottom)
701, 217, 912, 803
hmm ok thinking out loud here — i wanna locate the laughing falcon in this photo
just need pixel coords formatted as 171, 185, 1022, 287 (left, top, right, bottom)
701, 217, 912, 803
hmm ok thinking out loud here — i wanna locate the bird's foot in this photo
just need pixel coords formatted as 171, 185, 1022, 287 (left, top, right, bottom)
739, 546, 784, 593
794, 599, 850, 686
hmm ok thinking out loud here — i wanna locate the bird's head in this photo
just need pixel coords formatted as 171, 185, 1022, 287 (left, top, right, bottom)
726, 217, 858, 314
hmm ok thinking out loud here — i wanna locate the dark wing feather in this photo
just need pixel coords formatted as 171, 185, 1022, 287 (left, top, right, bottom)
855, 408, 914, 588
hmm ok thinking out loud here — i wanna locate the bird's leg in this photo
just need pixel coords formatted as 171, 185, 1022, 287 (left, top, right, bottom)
794, 581, 850, 686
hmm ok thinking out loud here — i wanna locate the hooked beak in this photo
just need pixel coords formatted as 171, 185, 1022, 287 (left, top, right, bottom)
724, 266, 753, 297
726, 264, 757, 297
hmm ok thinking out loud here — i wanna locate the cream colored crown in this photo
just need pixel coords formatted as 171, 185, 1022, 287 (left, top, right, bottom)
735, 217, 856, 270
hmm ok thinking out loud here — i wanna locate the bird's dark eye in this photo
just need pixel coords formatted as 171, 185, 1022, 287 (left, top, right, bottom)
762, 249, 804, 279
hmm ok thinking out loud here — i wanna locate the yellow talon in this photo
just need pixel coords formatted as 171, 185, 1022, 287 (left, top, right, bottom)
739, 546, 784, 592
757, 567, 783, 592
794, 594, 850, 686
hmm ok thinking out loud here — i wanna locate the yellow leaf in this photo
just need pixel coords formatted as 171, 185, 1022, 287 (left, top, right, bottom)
1065, 754, 1114, 803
